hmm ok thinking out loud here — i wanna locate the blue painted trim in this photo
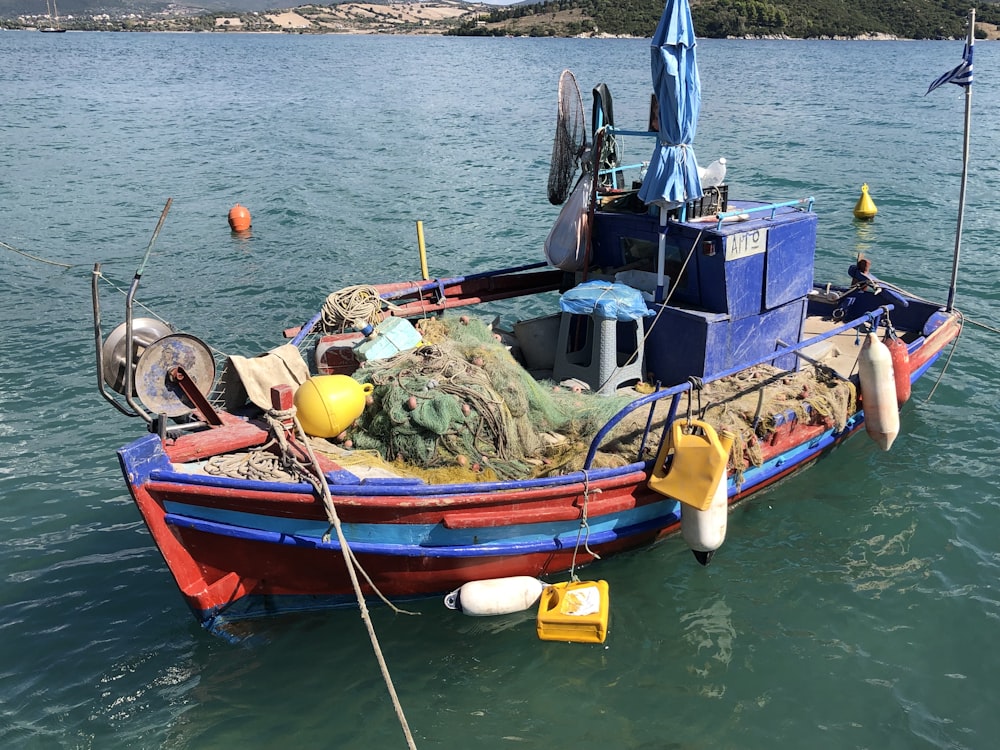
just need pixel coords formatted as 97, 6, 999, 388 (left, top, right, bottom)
910, 349, 942, 382
733, 420, 853, 491
148, 460, 648, 497
163, 505, 680, 559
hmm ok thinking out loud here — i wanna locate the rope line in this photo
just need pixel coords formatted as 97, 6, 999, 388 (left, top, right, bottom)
0, 239, 74, 268
568, 471, 601, 583
966, 316, 1000, 336
95, 271, 171, 323
598, 229, 702, 392
287, 412, 418, 750
206, 408, 418, 747
924, 311, 964, 403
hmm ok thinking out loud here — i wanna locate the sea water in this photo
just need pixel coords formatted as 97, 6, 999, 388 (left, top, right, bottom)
2, 30, 1000, 749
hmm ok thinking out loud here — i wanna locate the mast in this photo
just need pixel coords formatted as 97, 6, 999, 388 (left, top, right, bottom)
946, 8, 974, 312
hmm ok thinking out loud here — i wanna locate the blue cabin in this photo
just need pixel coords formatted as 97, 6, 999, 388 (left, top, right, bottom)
587, 197, 817, 387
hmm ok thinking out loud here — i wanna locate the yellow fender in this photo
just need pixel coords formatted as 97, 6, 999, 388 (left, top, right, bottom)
648, 419, 734, 511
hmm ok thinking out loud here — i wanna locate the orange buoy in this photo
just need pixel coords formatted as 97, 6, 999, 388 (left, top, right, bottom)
228, 204, 251, 232
883, 331, 911, 406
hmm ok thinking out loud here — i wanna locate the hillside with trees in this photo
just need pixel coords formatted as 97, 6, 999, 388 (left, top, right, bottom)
3, 0, 998, 38
448, 0, 999, 39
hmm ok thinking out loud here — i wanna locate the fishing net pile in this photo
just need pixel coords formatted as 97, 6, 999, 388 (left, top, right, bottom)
344, 316, 632, 481
206, 311, 856, 488
596, 363, 857, 487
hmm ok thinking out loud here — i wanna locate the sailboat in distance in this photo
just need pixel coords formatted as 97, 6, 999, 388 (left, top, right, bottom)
40, 0, 67, 31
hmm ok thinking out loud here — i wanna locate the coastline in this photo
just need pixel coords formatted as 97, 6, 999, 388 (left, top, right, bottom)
4, 3, 996, 40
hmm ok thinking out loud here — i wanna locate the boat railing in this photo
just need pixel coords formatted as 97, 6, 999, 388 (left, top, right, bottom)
710, 197, 815, 230
589, 127, 658, 190
580, 305, 894, 471
595, 128, 815, 225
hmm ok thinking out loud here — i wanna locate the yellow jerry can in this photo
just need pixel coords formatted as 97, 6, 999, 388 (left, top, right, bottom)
536, 580, 610, 644
647, 419, 734, 511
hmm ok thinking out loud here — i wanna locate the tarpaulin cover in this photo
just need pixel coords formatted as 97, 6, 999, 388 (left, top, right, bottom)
559, 281, 654, 321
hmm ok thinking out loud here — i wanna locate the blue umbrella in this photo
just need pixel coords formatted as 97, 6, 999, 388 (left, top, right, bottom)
637, 0, 702, 210
635, 0, 702, 302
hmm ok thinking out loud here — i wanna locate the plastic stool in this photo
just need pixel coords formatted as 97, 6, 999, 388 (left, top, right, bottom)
552, 311, 645, 394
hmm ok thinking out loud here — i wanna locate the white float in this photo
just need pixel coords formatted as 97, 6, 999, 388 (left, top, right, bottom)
444, 576, 546, 616
858, 332, 900, 451
681, 470, 729, 565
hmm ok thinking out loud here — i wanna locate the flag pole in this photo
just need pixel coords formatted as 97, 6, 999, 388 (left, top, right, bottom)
947, 8, 975, 312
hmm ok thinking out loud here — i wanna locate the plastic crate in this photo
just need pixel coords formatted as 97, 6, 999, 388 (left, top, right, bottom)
685, 184, 728, 219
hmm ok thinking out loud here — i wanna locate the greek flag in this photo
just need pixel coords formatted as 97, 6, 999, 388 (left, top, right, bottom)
926, 44, 974, 95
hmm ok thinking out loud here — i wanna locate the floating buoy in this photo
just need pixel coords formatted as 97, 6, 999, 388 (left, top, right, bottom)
536, 579, 610, 644
293, 374, 373, 438
228, 203, 252, 232
883, 331, 911, 406
853, 184, 877, 220
444, 576, 545, 616
681, 429, 734, 565
858, 332, 899, 450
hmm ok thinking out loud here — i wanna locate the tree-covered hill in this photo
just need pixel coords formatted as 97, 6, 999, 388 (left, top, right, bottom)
449, 0, 1000, 39
3, 0, 997, 38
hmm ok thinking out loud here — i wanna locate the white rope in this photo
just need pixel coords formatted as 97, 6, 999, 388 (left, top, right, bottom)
321, 285, 402, 333
0, 239, 73, 268
287, 412, 418, 750
206, 407, 419, 746
568, 471, 601, 583
924, 311, 964, 403
598, 230, 702, 391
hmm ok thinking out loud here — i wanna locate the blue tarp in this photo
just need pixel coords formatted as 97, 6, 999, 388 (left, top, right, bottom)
559, 281, 653, 322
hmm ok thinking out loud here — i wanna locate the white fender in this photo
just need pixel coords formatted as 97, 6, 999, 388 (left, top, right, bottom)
858, 332, 900, 451
443, 576, 545, 616
681, 471, 729, 565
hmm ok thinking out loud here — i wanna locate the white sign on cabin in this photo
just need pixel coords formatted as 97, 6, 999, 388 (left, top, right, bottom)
725, 228, 768, 261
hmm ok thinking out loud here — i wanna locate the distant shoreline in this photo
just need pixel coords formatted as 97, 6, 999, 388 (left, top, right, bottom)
1, 23, 989, 41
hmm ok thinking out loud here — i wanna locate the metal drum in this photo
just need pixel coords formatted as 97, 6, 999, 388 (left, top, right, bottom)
101, 318, 173, 395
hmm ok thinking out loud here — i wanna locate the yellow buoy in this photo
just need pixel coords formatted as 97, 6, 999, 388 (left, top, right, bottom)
228, 203, 252, 232
853, 183, 877, 220
293, 375, 373, 438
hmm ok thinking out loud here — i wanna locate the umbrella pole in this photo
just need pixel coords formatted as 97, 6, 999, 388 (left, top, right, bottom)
655, 206, 668, 302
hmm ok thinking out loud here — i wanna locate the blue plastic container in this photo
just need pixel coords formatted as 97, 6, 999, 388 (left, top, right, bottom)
354, 317, 422, 362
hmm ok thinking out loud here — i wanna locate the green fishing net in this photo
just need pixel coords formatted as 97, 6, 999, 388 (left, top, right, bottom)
346, 316, 633, 480
335, 316, 856, 486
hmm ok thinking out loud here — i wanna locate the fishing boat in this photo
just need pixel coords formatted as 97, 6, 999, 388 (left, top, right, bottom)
91, 3, 972, 635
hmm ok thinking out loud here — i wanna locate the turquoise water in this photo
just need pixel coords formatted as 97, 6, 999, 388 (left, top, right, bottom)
2, 30, 1000, 749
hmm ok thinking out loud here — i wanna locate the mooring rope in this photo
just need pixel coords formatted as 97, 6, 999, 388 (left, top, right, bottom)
205, 407, 418, 748
924, 311, 964, 404
966, 316, 1000, 336
286, 410, 418, 750
0, 239, 74, 268
568, 471, 601, 583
